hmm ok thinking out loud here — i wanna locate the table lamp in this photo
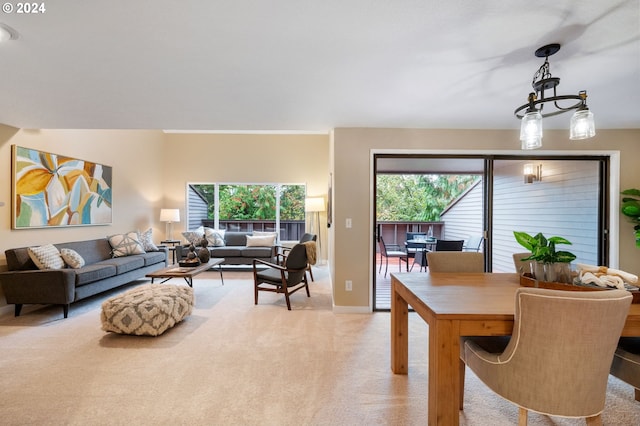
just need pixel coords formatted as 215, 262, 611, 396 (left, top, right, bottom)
160, 208, 180, 240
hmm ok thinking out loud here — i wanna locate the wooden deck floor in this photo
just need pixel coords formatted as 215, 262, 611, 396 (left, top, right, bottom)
374, 256, 426, 310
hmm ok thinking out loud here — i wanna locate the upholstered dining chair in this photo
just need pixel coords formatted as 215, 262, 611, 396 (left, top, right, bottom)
425, 251, 484, 273
513, 252, 533, 275
378, 236, 408, 278
412, 239, 465, 272
253, 243, 310, 310
461, 287, 632, 426
610, 337, 640, 402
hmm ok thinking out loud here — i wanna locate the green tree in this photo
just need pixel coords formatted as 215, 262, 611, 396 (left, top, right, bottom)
376, 174, 478, 221
280, 185, 305, 220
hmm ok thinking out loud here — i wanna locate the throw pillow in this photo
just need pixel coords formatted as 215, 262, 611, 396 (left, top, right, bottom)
204, 227, 225, 247
108, 231, 145, 257
137, 228, 159, 252
60, 248, 86, 269
246, 234, 276, 247
252, 231, 278, 245
181, 226, 205, 245
28, 244, 65, 270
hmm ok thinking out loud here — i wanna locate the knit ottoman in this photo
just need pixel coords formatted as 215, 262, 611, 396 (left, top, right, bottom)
101, 284, 194, 336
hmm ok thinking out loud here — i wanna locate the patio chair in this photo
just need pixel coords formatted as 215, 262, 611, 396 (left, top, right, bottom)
405, 232, 427, 258
378, 236, 409, 278
253, 243, 310, 310
462, 235, 484, 252
461, 287, 632, 425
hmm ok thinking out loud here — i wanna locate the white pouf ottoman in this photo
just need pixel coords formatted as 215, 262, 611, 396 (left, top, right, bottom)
101, 284, 194, 336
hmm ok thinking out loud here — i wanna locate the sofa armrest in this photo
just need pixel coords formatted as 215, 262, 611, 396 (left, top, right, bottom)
0, 269, 76, 305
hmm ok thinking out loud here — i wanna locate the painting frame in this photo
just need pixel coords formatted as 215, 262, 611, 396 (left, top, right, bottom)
12, 145, 113, 229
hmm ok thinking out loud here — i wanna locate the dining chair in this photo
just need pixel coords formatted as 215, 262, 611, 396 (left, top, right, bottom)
425, 252, 484, 272
610, 337, 640, 402
461, 287, 632, 426
412, 239, 465, 272
378, 236, 408, 278
513, 252, 533, 275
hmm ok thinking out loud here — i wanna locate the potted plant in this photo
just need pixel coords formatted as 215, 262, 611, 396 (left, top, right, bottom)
621, 188, 640, 248
513, 231, 577, 282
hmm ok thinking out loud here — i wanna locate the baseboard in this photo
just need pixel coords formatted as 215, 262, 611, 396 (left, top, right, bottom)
332, 304, 372, 314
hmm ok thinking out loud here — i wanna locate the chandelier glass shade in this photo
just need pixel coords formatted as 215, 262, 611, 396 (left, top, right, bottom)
515, 44, 595, 149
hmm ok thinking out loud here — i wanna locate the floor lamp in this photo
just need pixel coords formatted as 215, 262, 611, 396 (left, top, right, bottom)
305, 197, 325, 263
160, 208, 180, 241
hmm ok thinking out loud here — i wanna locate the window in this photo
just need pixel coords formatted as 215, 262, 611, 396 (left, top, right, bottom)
187, 183, 306, 240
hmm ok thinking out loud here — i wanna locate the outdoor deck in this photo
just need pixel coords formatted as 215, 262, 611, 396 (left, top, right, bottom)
374, 256, 425, 310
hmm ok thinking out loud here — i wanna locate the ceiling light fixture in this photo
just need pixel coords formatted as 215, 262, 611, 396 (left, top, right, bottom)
514, 44, 595, 149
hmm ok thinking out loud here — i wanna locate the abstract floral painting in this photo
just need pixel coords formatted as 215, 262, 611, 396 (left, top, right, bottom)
12, 145, 112, 228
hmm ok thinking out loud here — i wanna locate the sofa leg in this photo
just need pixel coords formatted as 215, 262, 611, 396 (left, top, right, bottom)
14, 304, 22, 317
63, 304, 69, 318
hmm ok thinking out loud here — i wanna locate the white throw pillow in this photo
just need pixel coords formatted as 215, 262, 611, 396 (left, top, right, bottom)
60, 248, 86, 269
108, 231, 145, 257
137, 228, 159, 252
246, 234, 276, 247
28, 244, 64, 270
253, 231, 278, 244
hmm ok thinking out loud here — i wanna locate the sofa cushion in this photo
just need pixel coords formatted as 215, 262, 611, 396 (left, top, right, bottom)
241, 247, 274, 258
210, 246, 244, 257
224, 232, 248, 246
108, 232, 145, 257
97, 256, 145, 274
137, 251, 167, 266
60, 248, 85, 269
28, 244, 65, 270
56, 239, 112, 265
75, 264, 118, 286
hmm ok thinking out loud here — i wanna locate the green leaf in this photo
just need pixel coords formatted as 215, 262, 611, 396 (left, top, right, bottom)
555, 251, 577, 263
621, 188, 640, 197
548, 236, 572, 246
513, 231, 535, 250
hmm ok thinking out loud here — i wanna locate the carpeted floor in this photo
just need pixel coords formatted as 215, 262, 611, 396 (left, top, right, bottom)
0, 266, 638, 425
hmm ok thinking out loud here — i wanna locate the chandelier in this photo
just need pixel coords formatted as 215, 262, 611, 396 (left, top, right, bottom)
514, 43, 595, 150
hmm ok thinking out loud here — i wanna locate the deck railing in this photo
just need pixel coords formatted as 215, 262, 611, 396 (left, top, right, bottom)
201, 219, 306, 241
377, 221, 445, 249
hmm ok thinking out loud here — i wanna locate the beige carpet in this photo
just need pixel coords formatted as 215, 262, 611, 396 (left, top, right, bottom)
0, 266, 638, 425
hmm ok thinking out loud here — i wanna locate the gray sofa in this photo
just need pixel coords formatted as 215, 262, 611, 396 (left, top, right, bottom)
178, 231, 277, 265
0, 238, 168, 318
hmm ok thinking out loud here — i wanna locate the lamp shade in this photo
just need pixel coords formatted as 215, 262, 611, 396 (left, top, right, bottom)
160, 208, 180, 222
569, 109, 596, 140
520, 110, 543, 150
305, 197, 325, 212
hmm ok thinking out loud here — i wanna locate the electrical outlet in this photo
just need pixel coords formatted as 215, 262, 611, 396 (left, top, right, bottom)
346, 218, 352, 228
345, 280, 352, 291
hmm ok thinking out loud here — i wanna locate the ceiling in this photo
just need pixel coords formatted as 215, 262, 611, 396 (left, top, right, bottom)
0, 0, 638, 132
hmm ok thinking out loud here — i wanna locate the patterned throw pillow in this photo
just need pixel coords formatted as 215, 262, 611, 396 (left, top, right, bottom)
27, 244, 65, 270
108, 231, 145, 257
182, 226, 205, 245
204, 227, 225, 247
137, 228, 159, 252
60, 248, 86, 269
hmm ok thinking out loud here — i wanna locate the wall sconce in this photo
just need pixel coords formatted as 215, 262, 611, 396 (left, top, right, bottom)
524, 163, 542, 184
160, 208, 180, 240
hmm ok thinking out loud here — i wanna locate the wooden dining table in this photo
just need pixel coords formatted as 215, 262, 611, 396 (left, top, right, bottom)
390, 272, 640, 426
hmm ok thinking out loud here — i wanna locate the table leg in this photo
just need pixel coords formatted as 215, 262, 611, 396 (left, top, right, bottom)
428, 318, 461, 425
217, 264, 224, 285
391, 276, 409, 374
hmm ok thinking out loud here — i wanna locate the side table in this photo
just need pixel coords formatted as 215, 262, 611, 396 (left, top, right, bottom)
161, 239, 181, 264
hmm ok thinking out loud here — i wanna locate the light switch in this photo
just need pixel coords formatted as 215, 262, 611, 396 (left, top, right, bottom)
346, 218, 352, 228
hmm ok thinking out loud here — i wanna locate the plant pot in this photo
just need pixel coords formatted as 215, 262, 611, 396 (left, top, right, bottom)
543, 262, 572, 283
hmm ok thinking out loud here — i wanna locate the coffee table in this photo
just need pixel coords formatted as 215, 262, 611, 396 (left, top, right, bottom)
146, 258, 225, 287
